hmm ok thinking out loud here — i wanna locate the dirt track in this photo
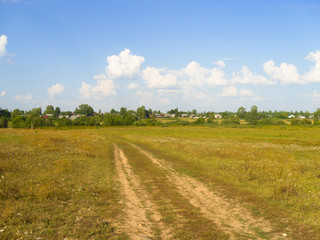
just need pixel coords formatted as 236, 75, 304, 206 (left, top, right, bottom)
114, 143, 286, 240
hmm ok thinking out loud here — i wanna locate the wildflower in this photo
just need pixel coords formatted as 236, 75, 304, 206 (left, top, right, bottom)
282, 233, 287, 237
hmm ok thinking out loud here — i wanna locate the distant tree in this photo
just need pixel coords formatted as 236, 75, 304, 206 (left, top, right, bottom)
237, 107, 247, 119
174, 108, 179, 117
120, 107, 127, 116
27, 108, 42, 129
44, 105, 54, 114
103, 114, 114, 126
0, 116, 8, 128
110, 108, 117, 114
0, 108, 11, 119
11, 109, 22, 118
54, 107, 61, 118
75, 104, 94, 116
137, 106, 146, 119
123, 115, 135, 125
192, 109, 197, 115
194, 117, 205, 125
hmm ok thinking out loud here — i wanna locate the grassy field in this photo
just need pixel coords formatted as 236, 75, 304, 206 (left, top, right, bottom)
1, 126, 320, 239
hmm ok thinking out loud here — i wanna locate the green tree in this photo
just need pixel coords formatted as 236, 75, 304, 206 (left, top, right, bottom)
194, 117, 205, 125
0, 108, 11, 119
11, 109, 22, 118
54, 107, 61, 118
75, 104, 94, 116
120, 107, 127, 116
137, 106, 146, 120
0, 116, 8, 128
44, 105, 54, 114
123, 115, 135, 125
237, 107, 247, 119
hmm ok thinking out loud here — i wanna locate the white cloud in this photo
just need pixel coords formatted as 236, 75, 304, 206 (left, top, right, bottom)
48, 83, 65, 98
233, 66, 275, 85
80, 74, 116, 99
160, 98, 170, 105
127, 83, 139, 89
16, 94, 32, 101
135, 90, 154, 104
263, 50, 320, 84
302, 50, 320, 83
179, 61, 210, 87
239, 88, 255, 97
106, 49, 145, 79
157, 89, 182, 96
0, 90, 6, 97
263, 60, 300, 84
219, 86, 257, 98
207, 67, 227, 86
219, 86, 238, 97
0, 35, 8, 58
213, 60, 226, 68
304, 90, 320, 98
142, 67, 178, 88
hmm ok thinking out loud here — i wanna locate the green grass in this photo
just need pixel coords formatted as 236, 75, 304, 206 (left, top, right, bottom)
0, 129, 125, 239
108, 126, 320, 239
1, 126, 320, 239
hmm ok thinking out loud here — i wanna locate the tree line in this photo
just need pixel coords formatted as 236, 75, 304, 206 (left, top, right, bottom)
1, 104, 320, 129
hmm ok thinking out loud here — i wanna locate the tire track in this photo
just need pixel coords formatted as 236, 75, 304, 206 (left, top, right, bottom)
113, 144, 171, 240
130, 143, 283, 240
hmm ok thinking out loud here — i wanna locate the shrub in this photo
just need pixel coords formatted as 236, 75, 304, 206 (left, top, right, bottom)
0, 116, 8, 128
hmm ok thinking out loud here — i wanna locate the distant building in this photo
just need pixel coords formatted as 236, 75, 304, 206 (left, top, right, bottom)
214, 114, 222, 119
297, 115, 306, 119
288, 115, 295, 119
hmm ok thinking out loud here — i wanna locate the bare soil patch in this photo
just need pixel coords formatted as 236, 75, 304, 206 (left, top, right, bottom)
113, 144, 171, 240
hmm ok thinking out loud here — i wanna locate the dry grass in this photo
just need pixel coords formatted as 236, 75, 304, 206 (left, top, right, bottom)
110, 126, 320, 239
0, 129, 125, 239
2, 126, 320, 239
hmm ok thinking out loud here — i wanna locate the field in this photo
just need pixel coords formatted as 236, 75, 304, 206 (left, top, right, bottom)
1, 126, 320, 239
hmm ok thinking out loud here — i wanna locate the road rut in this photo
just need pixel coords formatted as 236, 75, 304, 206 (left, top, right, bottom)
130, 143, 283, 240
114, 144, 171, 240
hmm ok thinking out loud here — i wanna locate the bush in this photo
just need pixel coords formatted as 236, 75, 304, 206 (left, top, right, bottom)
0, 116, 8, 128
194, 117, 205, 125
222, 116, 240, 125
12, 116, 29, 128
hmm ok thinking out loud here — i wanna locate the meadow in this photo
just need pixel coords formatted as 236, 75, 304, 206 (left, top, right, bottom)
1, 126, 320, 239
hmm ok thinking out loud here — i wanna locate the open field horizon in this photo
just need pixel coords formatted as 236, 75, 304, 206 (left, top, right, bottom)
1, 126, 320, 239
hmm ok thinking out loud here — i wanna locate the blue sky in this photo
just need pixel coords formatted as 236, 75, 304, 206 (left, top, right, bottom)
1, 0, 320, 112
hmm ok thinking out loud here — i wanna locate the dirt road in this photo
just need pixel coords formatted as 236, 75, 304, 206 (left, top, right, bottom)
114, 142, 287, 240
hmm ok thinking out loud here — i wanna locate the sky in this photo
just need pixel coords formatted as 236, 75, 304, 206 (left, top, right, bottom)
1, 0, 320, 113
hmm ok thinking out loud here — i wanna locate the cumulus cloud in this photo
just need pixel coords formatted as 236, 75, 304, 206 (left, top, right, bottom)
302, 50, 320, 83
0, 90, 6, 97
263, 50, 320, 84
219, 86, 238, 97
16, 94, 32, 101
127, 83, 139, 89
135, 90, 154, 104
80, 74, 116, 99
233, 66, 275, 85
219, 86, 256, 98
179, 61, 210, 87
207, 67, 227, 86
213, 60, 226, 68
263, 60, 300, 84
106, 49, 145, 79
0, 35, 8, 58
48, 83, 65, 98
142, 67, 178, 88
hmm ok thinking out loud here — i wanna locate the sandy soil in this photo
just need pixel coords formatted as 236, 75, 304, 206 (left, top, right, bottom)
113, 144, 172, 240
